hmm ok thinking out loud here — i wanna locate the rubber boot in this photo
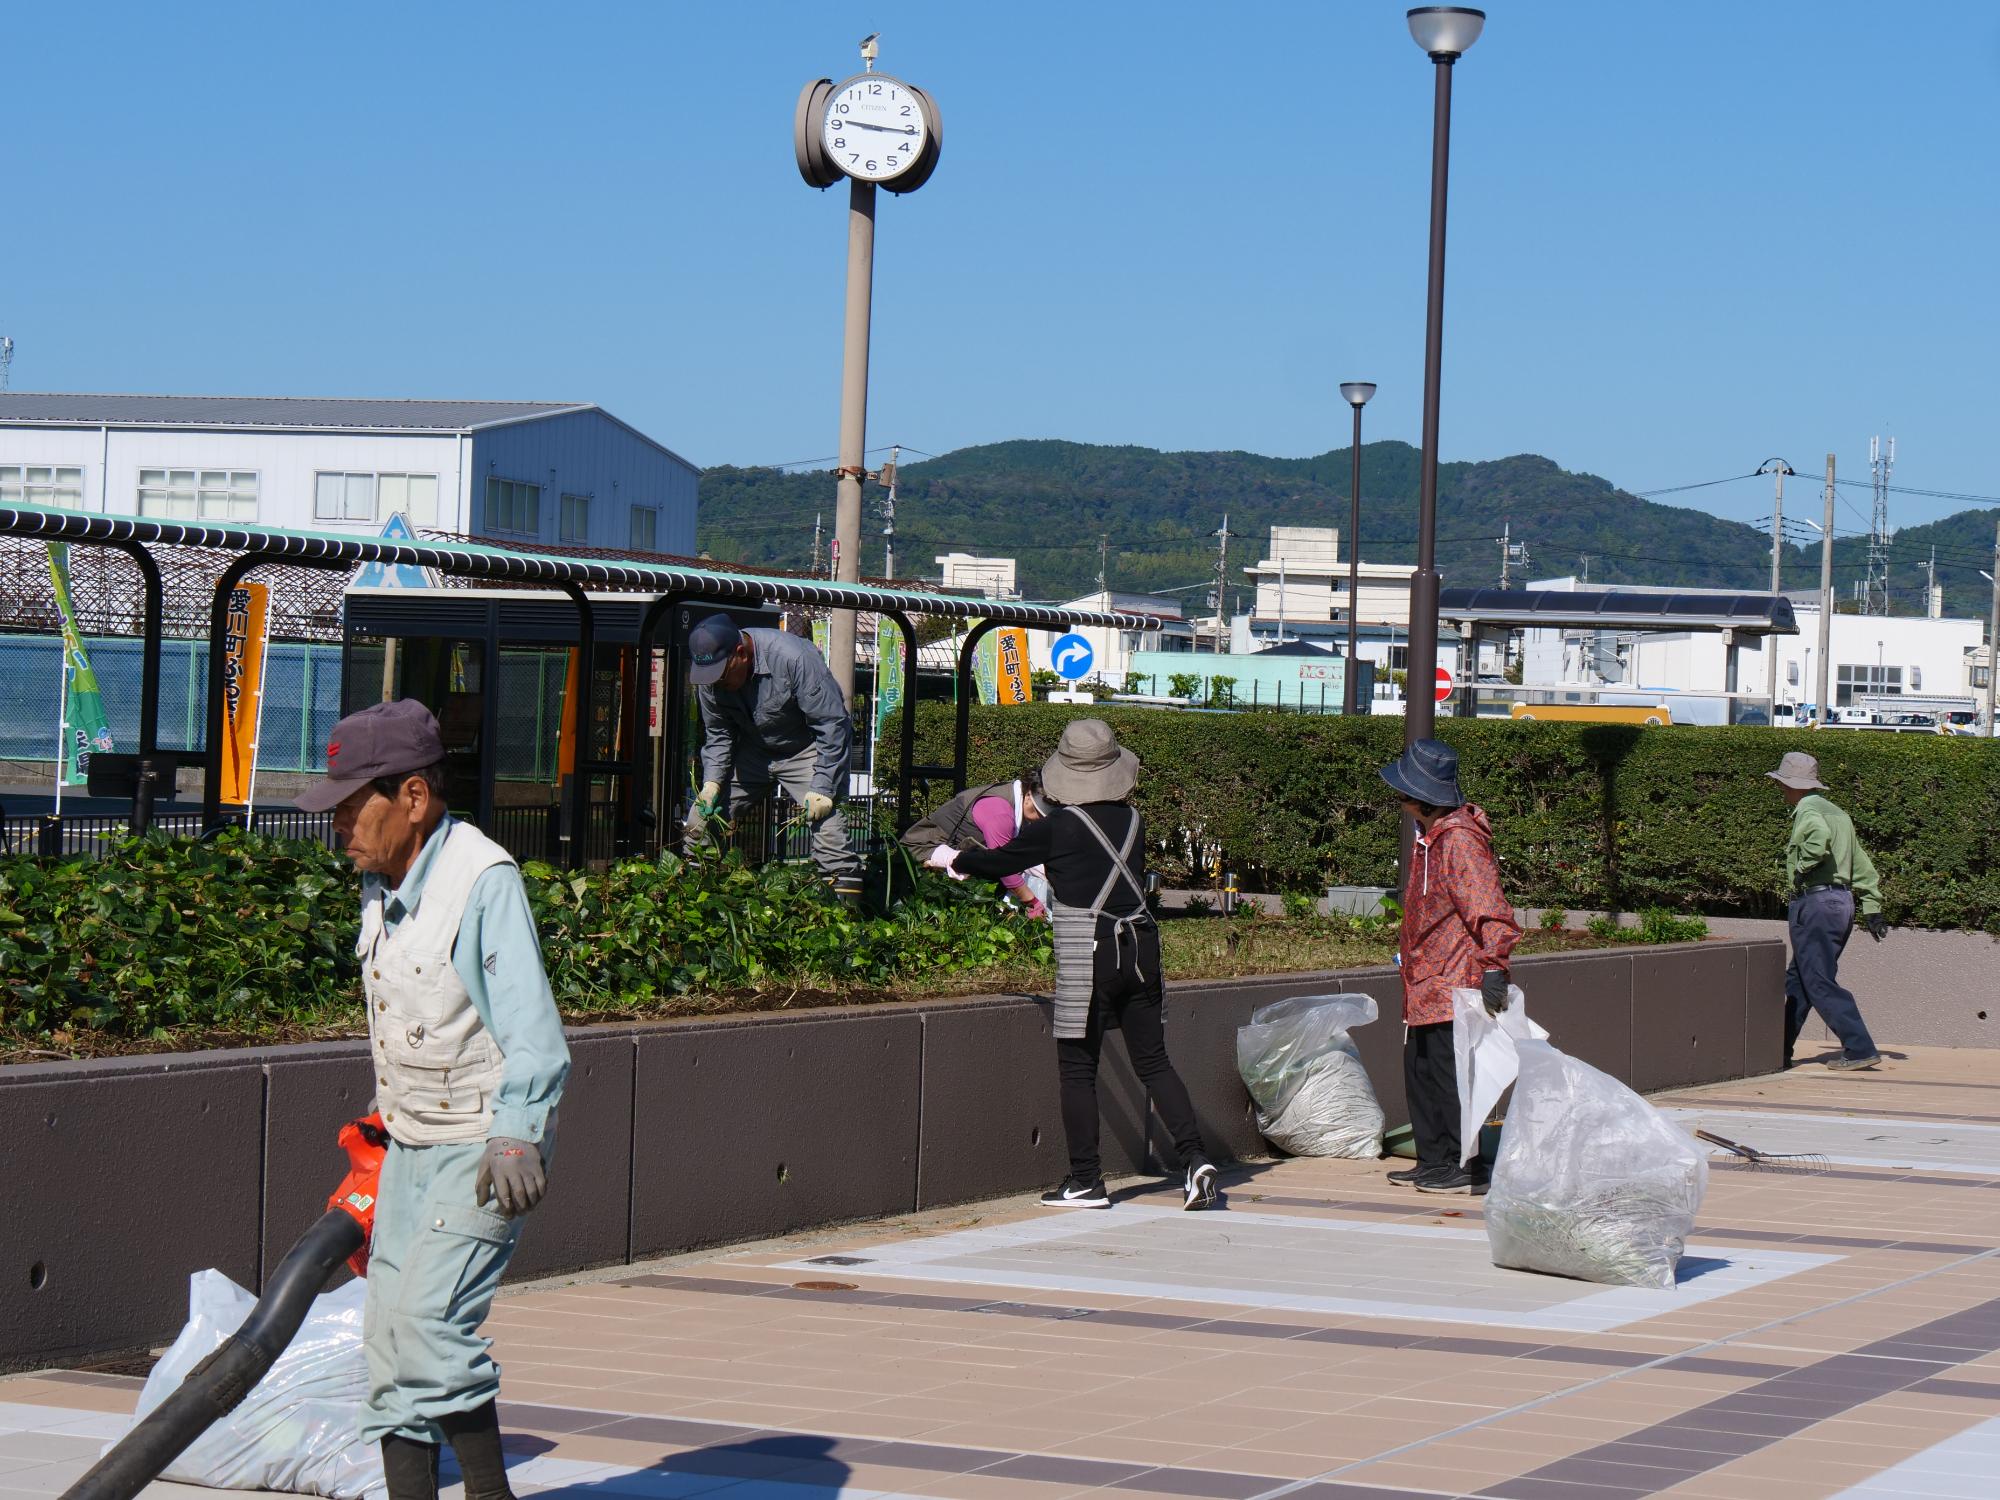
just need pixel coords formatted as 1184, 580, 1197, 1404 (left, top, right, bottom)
381, 1435, 441, 1500
438, 1401, 516, 1500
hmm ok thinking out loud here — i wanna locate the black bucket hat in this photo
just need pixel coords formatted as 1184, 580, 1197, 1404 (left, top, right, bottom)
1378, 737, 1464, 808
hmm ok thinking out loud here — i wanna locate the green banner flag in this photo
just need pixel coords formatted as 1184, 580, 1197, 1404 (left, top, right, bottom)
46, 543, 116, 786
874, 616, 905, 743
970, 618, 1000, 706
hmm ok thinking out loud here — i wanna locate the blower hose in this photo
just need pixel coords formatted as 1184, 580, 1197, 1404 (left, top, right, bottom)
58, 1209, 365, 1500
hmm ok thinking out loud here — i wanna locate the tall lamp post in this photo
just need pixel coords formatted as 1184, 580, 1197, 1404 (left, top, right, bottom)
1401, 7, 1483, 750
1339, 382, 1376, 715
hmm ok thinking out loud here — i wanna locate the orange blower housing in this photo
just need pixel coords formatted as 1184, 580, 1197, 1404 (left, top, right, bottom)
326, 1114, 390, 1277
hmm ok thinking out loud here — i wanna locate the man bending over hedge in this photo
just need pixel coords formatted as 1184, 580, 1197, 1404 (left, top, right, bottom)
297, 699, 570, 1500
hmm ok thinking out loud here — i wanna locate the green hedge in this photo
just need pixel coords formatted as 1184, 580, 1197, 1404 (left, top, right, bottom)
889, 705, 2000, 931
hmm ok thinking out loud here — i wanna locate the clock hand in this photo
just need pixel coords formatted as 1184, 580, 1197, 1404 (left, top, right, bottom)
840, 119, 917, 135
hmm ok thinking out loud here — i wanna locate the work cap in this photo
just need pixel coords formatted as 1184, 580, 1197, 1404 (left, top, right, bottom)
1041, 718, 1139, 804
688, 613, 744, 686
1765, 751, 1826, 791
1378, 737, 1465, 808
294, 699, 445, 812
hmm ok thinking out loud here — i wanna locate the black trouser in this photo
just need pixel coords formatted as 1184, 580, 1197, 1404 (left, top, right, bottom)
1404, 1020, 1466, 1174
1785, 887, 1877, 1062
1055, 924, 1206, 1183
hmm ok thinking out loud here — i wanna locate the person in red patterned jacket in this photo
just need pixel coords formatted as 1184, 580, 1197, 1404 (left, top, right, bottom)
1379, 737, 1521, 1195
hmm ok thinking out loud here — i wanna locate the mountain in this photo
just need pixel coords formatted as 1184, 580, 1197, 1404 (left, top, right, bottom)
697, 440, 1997, 616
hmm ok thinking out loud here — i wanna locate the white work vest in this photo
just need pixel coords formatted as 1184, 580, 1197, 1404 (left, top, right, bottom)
360, 821, 514, 1146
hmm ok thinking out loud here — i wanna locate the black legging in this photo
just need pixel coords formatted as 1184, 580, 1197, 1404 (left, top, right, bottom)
1054, 923, 1207, 1183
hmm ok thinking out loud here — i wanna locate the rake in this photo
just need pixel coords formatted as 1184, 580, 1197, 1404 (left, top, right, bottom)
1694, 1128, 1832, 1174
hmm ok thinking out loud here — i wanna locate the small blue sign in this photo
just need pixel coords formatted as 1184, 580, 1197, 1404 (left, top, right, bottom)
348, 513, 440, 591
1050, 632, 1095, 681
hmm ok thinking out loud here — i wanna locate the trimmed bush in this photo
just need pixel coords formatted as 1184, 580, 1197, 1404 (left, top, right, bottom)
889, 705, 2000, 931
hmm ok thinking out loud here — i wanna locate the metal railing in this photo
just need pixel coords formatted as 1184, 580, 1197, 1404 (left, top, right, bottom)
0, 807, 336, 859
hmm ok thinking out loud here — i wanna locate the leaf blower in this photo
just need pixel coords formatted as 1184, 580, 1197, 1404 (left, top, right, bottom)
59, 1115, 390, 1500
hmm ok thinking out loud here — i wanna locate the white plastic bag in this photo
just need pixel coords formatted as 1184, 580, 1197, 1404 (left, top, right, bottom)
121, 1269, 385, 1500
1485, 1040, 1709, 1289
1451, 985, 1548, 1167
1236, 993, 1385, 1158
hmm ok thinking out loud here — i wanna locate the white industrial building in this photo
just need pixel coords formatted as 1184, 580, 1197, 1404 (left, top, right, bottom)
0, 393, 697, 554
1520, 575, 1988, 720
1241, 525, 1420, 638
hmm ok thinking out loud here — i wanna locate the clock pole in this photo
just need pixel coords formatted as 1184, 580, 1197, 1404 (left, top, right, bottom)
827, 175, 877, 709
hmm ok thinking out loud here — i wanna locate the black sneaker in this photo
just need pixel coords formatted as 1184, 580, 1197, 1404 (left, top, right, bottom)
1183, 1157, 1219, 1211
1040, 1177, 1110, 1209
1386, 1165, 1425, 1186
1414, 1166, 1475, 1193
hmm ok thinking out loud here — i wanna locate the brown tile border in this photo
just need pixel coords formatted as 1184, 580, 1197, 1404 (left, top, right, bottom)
495, 1398, 1282, 1499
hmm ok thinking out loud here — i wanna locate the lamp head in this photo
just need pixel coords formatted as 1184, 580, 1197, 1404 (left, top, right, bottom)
1407, 6, 1485, 59
1340, 382, 1378, 409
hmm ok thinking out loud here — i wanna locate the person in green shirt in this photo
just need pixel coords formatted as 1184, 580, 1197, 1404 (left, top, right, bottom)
1767, 751, 1886, 1070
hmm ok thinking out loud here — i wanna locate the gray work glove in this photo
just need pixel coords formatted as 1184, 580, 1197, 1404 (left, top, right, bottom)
1862, 913, 1888, 943
475, 1137, 546, 1218
1480, 970, 1510, 1017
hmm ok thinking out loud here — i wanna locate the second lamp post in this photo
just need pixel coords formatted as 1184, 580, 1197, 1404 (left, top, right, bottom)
1340, 382, 1376, 715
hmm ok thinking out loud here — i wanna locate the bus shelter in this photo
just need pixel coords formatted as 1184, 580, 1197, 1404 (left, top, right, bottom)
0, 503, 1150, 866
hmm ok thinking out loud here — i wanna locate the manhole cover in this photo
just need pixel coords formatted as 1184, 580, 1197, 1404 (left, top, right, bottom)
792, 1280, 860, 1292
804, 1255, 873, 1266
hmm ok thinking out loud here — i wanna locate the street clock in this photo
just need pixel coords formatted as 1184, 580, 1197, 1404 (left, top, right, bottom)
796, 72, 941, 194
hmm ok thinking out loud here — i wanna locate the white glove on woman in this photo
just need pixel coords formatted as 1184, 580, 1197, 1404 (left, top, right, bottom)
925, 845, 967, 880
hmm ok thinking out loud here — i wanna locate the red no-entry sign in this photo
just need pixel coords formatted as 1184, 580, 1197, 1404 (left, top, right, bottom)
1435, 667, 1453, 703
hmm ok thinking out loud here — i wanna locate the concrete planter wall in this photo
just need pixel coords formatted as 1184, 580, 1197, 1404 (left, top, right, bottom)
3, 938, 1784, 1372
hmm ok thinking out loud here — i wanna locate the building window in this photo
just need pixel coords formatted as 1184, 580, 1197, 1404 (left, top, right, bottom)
1835, 663, 1901, 708
629, 505, 658, 551
1972, 665, 1991, 690
138, 469, 257, 522
315, 472, 440, 525
485, 476, 540, 534
560, 493, 590, 544
0, 465, 85, 508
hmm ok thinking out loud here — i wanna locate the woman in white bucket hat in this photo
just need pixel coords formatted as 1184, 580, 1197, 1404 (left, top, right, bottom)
932, 719, 1218, 1210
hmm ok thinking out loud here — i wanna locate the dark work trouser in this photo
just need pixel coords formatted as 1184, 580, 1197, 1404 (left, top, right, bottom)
1404, 1021, 1465, 1174
1055, 924, 1206, 1184
1785, 887, 1877, 1062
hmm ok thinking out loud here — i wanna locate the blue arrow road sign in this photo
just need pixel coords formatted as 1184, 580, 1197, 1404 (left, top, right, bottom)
1050, 633, 1095, 681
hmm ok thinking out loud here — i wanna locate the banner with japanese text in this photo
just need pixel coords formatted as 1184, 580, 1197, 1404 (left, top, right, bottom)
970, 619, 999, 705
45, 543, 116, 786
993, 627, 1032, 706
874, 617, 905, 742
218, 581, 271, 805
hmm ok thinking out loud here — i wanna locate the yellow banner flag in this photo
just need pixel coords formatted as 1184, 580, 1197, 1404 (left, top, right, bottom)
218, 581, 271, 805
994, 627, 1032, 707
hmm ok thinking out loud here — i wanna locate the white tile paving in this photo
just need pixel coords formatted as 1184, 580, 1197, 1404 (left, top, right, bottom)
1667, 1108, 2000, 1174
1827, 1413, 2000, 1499
773, 1204, 1836, 1333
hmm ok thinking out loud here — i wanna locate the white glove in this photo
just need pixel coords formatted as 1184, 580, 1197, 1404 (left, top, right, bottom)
802, 791, 834, 824
926, 844, 968, 880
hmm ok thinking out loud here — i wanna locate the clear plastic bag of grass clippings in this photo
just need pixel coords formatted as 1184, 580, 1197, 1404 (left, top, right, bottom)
1485, 1039, 1708, 1289
1236, 993, 1385, 1158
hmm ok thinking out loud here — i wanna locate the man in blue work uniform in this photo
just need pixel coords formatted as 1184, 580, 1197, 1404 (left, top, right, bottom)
297, 700, 570, 1500
1767, 751, 1887, 1071
685, 612, 863, 902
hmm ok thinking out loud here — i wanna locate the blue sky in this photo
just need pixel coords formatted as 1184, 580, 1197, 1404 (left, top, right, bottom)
7, 1, 1998, 531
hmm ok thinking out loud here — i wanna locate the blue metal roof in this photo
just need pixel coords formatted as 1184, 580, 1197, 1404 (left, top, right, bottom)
0, 393, 589, 431
1439, 586, 1798, 636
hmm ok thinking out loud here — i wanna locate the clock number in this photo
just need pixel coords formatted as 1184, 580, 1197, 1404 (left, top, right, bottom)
833, 136, 845, 148
835, 101, 849, 114
899, 105, 912, 117
848, 153, 859, 164
868, 83, 882, 95
865, 159, 878, 172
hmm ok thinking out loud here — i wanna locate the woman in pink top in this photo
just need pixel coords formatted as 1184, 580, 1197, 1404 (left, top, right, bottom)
967, 786, 1048, 918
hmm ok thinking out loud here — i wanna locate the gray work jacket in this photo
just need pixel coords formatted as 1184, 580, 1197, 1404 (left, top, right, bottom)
697, 628, 853, 797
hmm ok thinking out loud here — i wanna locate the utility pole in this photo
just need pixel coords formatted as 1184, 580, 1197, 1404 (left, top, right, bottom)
1579, 554, 1591, 586
1815, 454, 1835, 724
1097, 534, 1109, 600
879, 444, 899, 580
1866, 436, 1895, 616
1758, 459, 1793, 714
1497, 521, 1527, 588
811, 512, 823, 578
1986, 517, 2000, 738
1277, 558, 1287, 646
1212, 512, 1232, 655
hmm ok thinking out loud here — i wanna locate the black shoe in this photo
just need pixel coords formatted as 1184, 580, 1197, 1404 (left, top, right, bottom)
381, 1436, 441, 1500
1414, 1166, 1475, 1193
1183, 1157, 1219, 1211
1386, 1164, 1425, 1186
1040, 1176, 1110, 1208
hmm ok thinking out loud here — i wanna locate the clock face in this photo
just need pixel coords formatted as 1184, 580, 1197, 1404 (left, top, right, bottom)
822, 76, 928, 182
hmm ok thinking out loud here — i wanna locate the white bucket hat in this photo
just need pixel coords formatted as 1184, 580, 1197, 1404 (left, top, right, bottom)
1041, 718, 1139, 804
1765, 751, 1826, 791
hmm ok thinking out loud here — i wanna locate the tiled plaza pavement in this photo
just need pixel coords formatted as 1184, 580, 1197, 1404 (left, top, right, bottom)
7, 1044, 2000, 1500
